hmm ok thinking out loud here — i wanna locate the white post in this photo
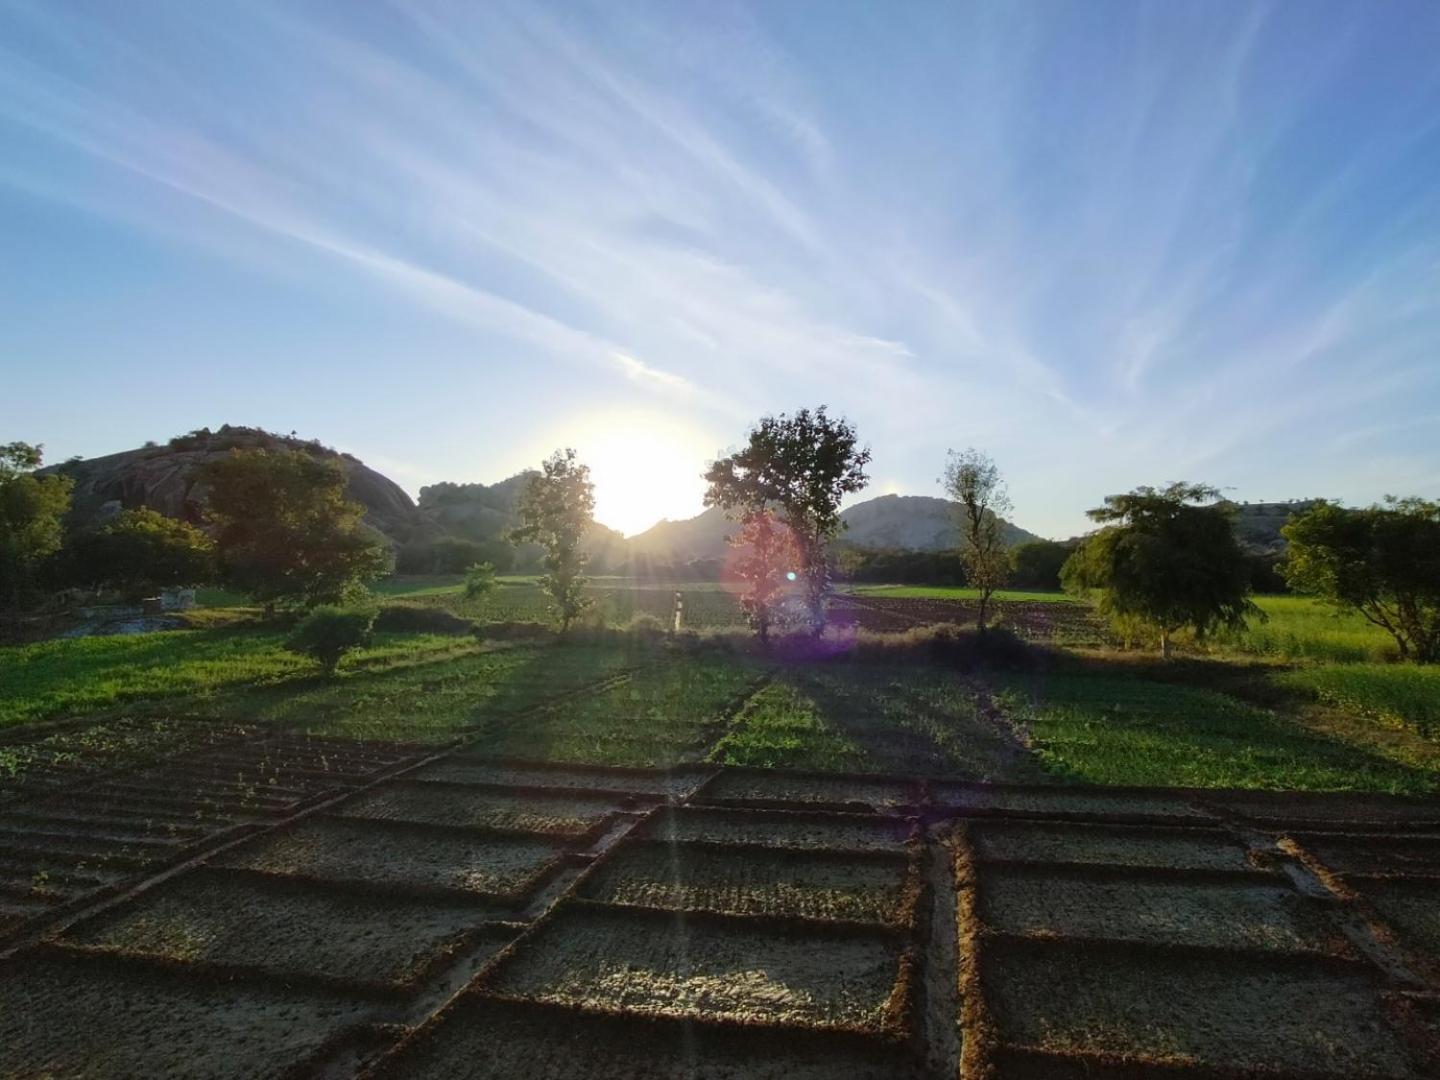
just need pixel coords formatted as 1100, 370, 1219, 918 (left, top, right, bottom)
673, 591, 684, 632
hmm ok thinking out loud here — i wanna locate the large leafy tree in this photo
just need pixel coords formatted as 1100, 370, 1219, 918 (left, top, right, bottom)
509, 449, 595, 632
63, 508, 214, 599
0, 442, 73, 609
728, 510, 802, 645
1062, 482, 1257, 658
704, 406, 870, 632
1283, 498, 1440, 662
941, 447, 1010, 632
202, 449, 393, 610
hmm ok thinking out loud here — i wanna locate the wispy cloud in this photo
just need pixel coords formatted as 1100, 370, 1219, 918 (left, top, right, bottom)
1, 0, 1437, 535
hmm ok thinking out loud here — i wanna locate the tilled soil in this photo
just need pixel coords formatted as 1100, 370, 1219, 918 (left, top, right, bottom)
0, 728, 1437, 1078
63, 867, 507, 989
968, 820, 1264, 872
0, 947, 372, 1079
638, 806, 912, 852
213, 816, 563, 898
485, 903, 908, 1029
983, 938, 1423, 1077
333, 780, 620, 838
976, 863, 1350, 954
578, 841, 914, 924
699, 771, 917, 810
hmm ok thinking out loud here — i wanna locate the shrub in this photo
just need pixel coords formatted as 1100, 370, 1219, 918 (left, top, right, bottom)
464, 561, 497, 600
285, 606, 376, 674
625, 613, 669, 641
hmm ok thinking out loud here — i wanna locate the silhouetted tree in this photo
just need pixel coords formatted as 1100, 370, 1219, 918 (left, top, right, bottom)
705, 407, 870, 633
202, 449, 392, 611
1062, 482, 1257, 658
509, 449, 595, 632
0, 442, 72, 609
942, 448, 1010, 631
1283, 497, 1440, 662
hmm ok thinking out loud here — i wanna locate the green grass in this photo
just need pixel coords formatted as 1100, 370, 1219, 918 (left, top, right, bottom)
1275, 664, 1440, 739
479, 654, 765, 766
993, 672, 1438, 794
709, 681, 865, 770
1202, 596, 1398, 663
843, 585, 1077, 603
218, 643, 646, 744
397, 578, 746, 629
0, 627, 486, 729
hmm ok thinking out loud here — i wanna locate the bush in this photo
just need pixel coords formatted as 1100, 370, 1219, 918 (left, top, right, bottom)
285, 606, 376, 674
625, 613, 669, 641
464, 561, 497, 599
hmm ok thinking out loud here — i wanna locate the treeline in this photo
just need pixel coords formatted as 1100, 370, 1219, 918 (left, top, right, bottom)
1, 441, 391, 617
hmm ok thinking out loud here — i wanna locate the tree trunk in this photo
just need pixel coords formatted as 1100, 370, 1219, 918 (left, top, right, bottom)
1160, 630, 1171, 660
977, 591, 990, 634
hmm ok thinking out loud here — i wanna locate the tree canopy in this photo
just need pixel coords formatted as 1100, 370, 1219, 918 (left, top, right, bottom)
1062, 482, 1257, 657
704, 406, 870, 631
0, 442, 73, 609
63, 508, 214, 598
1283, 497, 1440, 662
509, 448, 595, 632
201, 449, 392, 609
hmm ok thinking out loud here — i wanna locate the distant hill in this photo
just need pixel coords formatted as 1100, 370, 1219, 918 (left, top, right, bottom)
1224, 499, 1322, 554
417, 475, 627, 568
839, 494, 1040, 551
628, 494, 1041, 562
41, 426, 436, 545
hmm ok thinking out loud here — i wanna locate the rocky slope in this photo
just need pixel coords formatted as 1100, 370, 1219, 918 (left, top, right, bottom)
41, 426, 436, 544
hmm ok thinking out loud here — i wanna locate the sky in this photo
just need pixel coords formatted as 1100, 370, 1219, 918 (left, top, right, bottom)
2, 1, 1438, 538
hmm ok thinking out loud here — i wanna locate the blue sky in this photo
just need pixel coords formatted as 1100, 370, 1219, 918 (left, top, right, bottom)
2, 1, 1438, 538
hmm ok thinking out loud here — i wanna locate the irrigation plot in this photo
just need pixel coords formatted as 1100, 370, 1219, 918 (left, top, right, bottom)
1, 742, 1438, 1076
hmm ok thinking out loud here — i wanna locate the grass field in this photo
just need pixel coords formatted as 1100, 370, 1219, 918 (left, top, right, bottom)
993, 671, 1439, 795
1276, 663, 1440, 739
1203, 596, 1398, 663
0, 627, 487, 730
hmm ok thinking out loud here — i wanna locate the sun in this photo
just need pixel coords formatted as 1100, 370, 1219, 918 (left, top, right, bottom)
566, 413, 713, 537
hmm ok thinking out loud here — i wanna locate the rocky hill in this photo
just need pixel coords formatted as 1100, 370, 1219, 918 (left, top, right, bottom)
41, 426, 436, 545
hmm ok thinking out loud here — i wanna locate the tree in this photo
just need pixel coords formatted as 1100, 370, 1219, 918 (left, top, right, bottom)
464, 560, 498, 600
1010, 540, 1074, 591
63, 508, 214, 599
704, 407, 871, 633
1283, 498, 1440, 662
509, 449, 595, 632
202, 449, 393, 610
1061, 482, 1257, 658
729, 510, 802, 645
941, 448, 1011, 632
0, 442, 73, 609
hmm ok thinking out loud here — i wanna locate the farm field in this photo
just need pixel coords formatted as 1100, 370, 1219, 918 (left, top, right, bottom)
2, 585, 1439, 1076
3, 740, 1438, 1078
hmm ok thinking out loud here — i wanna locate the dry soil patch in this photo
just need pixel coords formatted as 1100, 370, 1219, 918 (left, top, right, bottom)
488, 904, 908, 1030
578, 841, 914, 925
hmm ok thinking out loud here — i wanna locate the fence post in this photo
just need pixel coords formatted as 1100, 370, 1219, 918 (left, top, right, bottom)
673, 591, 684, 633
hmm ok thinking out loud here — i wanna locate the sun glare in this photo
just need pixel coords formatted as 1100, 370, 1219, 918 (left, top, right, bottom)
569, 414, 712, 537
